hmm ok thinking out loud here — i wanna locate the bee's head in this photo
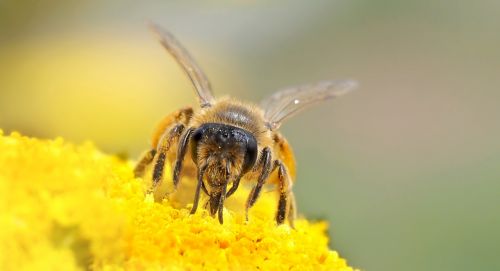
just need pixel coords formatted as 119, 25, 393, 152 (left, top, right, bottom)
190, 123, 258, 180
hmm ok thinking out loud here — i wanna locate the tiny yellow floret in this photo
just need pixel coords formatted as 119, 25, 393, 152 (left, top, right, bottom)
0, 131, 357, 270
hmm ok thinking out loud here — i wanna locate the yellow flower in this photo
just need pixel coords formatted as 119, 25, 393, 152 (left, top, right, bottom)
0, 130, 357, 271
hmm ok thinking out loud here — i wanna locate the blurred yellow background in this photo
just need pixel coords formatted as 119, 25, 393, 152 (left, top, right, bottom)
1, 1, 499, 270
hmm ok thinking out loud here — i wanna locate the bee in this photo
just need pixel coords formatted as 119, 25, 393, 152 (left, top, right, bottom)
134, 23, 357, 226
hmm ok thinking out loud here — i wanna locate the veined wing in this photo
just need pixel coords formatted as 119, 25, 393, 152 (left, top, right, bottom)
149, 22, 215, 107
261, 80, 357, 130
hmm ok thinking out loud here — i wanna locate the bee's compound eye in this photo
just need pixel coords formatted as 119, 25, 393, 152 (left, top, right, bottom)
242, 135, 258, 174
192, 127, 204, 142
191, 126, 207, 165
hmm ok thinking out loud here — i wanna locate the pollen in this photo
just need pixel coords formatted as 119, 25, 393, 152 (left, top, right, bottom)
0, 130, 357, 270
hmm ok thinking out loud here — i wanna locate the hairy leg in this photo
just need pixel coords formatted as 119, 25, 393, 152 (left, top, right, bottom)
150, 124, 184, 193
216, 161, 232, 223
134, 149, 157, 177
287, 190, 297, 228
134, 107, 193, 189
217, 181, 228, 224
225, 175, 241, 198
172, 127, 195, 187
150, 107, 193, 148
271, 132, 297, 226
274, 160, 294, 225
190, 163, 208, 214
245, 147, 272, 221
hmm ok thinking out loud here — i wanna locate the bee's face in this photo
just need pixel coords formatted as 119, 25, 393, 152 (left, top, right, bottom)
190, 123, 258, 179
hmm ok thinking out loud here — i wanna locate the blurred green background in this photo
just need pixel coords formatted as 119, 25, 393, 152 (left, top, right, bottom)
1, 1, 499, 270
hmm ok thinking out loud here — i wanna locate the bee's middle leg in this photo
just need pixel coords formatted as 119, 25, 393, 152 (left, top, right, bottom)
245, 147, 272, 221
274, 160, 295, 226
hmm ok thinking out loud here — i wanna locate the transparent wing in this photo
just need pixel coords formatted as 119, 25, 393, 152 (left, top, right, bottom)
261, 80, 357, 130
148, 22, 215, 107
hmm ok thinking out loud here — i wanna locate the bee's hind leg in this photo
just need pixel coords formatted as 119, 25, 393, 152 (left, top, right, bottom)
287, 189, 297, 228
134, 149, 157, 177
138, 107, 193, 194
150, 124, 185, 193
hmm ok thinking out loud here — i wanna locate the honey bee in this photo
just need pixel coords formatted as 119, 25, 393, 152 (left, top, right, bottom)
134, 23, 357, 226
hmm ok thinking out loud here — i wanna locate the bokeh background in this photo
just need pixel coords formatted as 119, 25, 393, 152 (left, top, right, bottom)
1, 1, 499, 270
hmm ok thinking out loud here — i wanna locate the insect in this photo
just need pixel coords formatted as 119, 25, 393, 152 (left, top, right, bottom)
134, 23, 357, 226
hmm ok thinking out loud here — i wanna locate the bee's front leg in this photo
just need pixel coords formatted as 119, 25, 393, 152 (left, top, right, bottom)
217, 181, 228, 224
190, 163, 207, 214
226, 174, 242, 198
172, 127, 195, 188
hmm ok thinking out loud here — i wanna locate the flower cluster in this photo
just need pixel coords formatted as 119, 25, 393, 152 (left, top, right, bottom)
0, 131, 356, 270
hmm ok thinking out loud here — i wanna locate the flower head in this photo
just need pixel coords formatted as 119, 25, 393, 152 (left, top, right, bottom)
0, 131, 357, 270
